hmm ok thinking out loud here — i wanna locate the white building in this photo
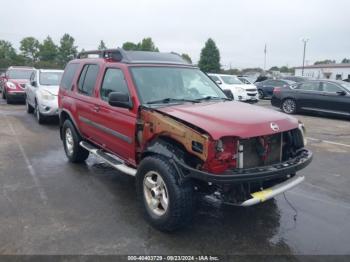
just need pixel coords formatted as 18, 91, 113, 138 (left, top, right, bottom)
294, 63, 350, 80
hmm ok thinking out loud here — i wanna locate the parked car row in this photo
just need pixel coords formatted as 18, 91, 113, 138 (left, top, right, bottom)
0, 66, 63, 124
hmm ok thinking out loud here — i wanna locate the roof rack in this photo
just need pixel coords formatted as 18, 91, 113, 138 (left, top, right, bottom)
76, 48, 191, 65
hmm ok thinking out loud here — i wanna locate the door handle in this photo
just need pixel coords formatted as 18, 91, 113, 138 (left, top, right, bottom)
92, 105, 100, 112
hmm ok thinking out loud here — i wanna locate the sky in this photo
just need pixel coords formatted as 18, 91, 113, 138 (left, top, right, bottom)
0, 0, 349, 69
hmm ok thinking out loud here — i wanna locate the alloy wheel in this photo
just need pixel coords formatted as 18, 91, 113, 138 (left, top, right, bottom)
65, 128, 74, 156
143, 171, 169, 217
282, 99, 296, 114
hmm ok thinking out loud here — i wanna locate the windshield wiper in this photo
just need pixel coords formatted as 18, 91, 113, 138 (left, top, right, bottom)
195, 96, 230, 101
147, 98, 200, 105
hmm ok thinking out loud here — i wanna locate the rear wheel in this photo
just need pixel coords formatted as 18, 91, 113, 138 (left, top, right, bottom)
136, 155, 194, 232
281, 98, 297, 114
2, 91, 5, 99
62, 120, 89, 163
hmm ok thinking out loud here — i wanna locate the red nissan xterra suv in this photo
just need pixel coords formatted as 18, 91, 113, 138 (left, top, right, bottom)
58, 49, 312, 231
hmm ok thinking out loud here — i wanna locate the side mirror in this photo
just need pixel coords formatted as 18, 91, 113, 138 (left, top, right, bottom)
215, 80, 222, 85
108, 92, 132, 109
31, 81, 37, 87
222, 89, 234, 100
336, 90, 346, 96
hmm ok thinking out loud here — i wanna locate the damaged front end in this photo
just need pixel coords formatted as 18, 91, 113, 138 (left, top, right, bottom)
138, 107, 312, 207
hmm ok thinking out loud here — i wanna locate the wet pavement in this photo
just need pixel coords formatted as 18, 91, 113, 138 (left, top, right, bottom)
0, 98, 349, 256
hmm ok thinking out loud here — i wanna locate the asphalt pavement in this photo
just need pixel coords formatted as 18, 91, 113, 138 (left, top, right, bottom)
0, 98, 349, 257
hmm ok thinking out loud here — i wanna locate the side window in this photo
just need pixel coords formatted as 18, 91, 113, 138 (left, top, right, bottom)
299, 82, 320, 91
78, 64, 99, 96
100, 68, 129, 101
61, 63, 79, 90
322, 82, 341, 93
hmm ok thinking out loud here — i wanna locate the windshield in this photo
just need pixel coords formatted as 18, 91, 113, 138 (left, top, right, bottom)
39, 72, 63, 86
130, 67, 227, 104
8, 69, 33, 79
221, 75, 242, 85
238, 77, 252, 84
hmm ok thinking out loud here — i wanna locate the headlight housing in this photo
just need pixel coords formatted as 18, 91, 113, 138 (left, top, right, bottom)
39, 89, 55, 101
6, 82, 16, 89
236, 87, 245, 92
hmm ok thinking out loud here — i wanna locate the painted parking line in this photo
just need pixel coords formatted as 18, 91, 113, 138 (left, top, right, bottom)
307, 137, 350, 148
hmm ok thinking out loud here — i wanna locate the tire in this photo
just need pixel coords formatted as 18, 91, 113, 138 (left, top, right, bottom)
136, 155, 194, 232
258, 89, 264, 99
62, 119, 89, 163
35, 102, 45, 124
281, 98, 297, 114
26, 99, 34, 113
2, 90, 5, 99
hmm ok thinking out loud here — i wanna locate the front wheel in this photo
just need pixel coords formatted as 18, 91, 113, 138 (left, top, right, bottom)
62, 120, 89, 163
35, 103, 46, 124
258, 89, 264, 99
136, 155, 194, 232
281, 98, 297, 114
26, 99, 34, 113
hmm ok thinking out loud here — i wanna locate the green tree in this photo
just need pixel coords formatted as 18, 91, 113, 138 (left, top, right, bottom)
279, 66, 289, 73
122, 38, 159, 52
38, 36, 58, 62
269, 66, 279, 71
138, 37, 159, 52
314, 59, 336, 65
0, 40, 18, 68
198, 38, 221, 73
341, 58, 350, 63
19, 37, 40, 64
98, 40, 107, 50
122, 41, 138, 51
181, 53, 192, 64
58, 33, 77, 66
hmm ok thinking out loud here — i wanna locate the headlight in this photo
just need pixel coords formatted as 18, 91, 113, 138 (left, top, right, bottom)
6, 82, 16, 89
298, 121, 307, 146
40, 90, 55, 101
236, 87, 245, 92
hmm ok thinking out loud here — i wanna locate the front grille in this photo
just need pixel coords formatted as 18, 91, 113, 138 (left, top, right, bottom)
239, 133, 282, 168
247, 93, 257, 96
246, 88, 257, 92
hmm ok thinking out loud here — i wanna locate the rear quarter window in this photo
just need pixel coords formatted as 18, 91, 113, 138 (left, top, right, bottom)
61, 63, 79, 90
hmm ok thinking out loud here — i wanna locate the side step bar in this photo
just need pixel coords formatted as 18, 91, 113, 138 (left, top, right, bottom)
79, 141, 137, 177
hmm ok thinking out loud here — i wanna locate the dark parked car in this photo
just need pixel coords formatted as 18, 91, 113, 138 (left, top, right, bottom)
271, 80, 350, 117
255, 79, 296, 99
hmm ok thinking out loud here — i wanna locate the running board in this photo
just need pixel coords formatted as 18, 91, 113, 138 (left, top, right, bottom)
79, 141, 137, 176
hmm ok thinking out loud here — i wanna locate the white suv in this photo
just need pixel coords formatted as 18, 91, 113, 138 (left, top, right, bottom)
208, 73, 258, 103
25, 69, 64, 124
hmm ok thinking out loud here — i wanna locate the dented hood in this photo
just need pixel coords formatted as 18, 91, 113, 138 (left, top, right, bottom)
156, 101, 298, 140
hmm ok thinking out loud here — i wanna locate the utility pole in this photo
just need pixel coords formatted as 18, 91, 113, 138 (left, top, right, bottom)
264, 44, 267, 72
302, 38, 309, 76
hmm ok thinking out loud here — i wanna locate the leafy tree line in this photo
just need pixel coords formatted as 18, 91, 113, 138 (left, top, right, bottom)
0, 35, 194, 70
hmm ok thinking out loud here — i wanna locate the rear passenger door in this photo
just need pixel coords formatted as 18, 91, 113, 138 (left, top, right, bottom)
294, 81, 322, 110
92, 67, 136, 162
74, 64, 102, 144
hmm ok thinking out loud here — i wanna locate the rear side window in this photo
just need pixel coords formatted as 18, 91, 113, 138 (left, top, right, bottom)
78, 64, 99, 96
299, 82, 320, 91
100, 68, 129, 101
61, 63, 78, 89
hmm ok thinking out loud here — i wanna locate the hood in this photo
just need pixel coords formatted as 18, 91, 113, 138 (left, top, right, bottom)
40, 85, 59, 95
156, 101, 298, 140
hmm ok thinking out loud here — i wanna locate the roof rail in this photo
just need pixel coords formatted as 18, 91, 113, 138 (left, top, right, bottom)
76, 48, 192, 66
77, 49, 123, 61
